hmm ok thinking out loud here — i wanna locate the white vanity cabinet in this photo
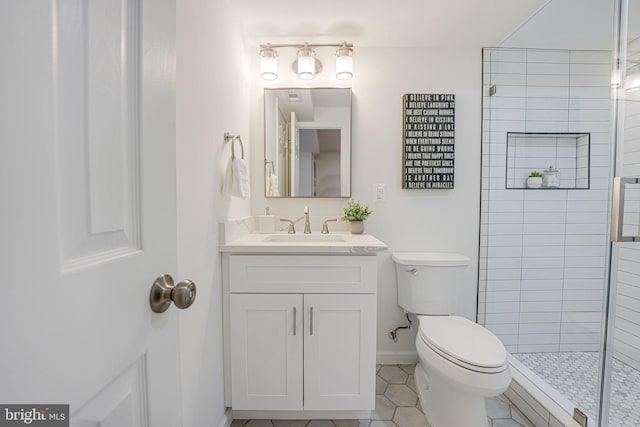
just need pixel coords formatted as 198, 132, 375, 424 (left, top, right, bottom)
225, 254, 378, 416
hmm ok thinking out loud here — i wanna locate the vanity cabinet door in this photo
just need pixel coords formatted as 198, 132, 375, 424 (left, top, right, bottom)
303, 293, 377, 411
230, 293, 303, 410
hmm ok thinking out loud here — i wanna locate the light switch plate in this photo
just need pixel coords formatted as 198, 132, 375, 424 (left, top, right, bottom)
373, 184, 386, 201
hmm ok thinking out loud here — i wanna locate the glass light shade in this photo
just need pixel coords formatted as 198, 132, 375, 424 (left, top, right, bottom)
260, 48, 278, 81
297, 47, 316, 80
625, 71, 640, 92
336, 55, 353, 80
335, 44, 353, 80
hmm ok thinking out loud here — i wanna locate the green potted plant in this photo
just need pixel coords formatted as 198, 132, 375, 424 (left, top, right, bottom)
341, 200, 372, 234
527, 171, 543, 188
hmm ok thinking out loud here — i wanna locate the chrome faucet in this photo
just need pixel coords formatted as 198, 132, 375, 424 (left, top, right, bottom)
280, 215, 304, 233
303, 206, 311, 234
321, 219, 337, 234
280, 218, 296, 234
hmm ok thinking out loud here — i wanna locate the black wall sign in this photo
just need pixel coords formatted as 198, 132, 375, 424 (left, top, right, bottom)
403, 94, 455, 189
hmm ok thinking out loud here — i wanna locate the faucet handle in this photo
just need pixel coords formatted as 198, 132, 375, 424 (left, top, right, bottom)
321, 219, 338, 234
280, 219, 296, 234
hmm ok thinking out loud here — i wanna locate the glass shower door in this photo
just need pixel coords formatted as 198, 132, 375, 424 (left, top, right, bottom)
600, 1, 640, 425
479, 43, 613, 425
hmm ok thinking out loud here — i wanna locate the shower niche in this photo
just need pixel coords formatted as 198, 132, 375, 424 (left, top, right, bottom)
505, 132, 590, 189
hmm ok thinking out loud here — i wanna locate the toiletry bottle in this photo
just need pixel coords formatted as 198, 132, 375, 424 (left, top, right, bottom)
257, 206, 276, 234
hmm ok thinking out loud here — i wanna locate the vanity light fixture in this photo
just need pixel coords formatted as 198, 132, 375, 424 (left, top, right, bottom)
335, 43, 353, 80
296, 43, 317, 80
258, 42, 354, 81
259, 44, 278, 81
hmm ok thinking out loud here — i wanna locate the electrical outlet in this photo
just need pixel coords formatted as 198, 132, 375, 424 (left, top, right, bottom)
373, 184, 386, 201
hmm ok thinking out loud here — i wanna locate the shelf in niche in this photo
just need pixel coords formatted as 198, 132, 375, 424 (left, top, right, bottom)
505, 132, 590, 190
519, 187, 589, 190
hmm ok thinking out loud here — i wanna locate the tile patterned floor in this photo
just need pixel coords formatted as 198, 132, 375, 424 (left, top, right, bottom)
515, 352, 640, 427
231, 364, 534, 427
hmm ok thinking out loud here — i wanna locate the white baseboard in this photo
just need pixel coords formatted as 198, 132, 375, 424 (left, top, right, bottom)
232, 410, 371, 420
218, 408, 233, 427
376, 351, 418, 365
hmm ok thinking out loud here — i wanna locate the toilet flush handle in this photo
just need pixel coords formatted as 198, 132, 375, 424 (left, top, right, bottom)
406, 268, 418, 275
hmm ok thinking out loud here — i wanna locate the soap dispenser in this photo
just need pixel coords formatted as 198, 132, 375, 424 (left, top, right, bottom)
542, 166, 560, 188
257, 206, 276, 234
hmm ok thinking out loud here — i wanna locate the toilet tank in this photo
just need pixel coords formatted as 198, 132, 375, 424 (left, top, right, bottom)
392, 252, 470, 315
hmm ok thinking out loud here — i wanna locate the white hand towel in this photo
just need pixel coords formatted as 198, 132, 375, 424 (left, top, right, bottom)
267, 173, 280, 196
223, 157, 250, 198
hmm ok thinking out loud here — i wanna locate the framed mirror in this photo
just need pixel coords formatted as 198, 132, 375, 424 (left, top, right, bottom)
264, 88, 351, 198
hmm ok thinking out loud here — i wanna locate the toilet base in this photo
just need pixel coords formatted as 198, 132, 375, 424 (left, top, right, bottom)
415, 364, 489, 427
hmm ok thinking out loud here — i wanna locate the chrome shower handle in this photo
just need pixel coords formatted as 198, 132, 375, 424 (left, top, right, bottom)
611, 176, 640, 242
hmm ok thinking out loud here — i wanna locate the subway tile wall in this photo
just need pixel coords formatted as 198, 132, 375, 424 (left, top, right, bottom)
479, 48, 612, 353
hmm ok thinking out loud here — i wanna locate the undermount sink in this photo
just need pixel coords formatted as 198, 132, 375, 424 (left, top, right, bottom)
263, 234, 348, 243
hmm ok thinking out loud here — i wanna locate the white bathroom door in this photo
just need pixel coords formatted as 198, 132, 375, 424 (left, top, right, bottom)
0, 1, 184, 426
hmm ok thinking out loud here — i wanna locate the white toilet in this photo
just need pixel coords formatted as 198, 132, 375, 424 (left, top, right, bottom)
392, 252, 511, 427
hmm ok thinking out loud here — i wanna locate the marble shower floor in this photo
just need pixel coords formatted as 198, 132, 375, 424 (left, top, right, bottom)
231, 364, 533, 427
515, 352, 640, 427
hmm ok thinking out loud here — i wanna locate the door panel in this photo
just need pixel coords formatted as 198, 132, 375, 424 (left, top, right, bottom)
304, 294, 377, 411
56, 0, 142, 270
230, 294, 304, 410
72, 357, 148, 427
0, 1, 181, 426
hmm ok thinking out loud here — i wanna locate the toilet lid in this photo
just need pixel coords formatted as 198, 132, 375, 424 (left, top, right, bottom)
392, 252, 470, 266
418, 316, 507, 373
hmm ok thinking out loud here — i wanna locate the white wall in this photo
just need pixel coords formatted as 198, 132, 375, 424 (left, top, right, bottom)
500, 0, 614, 51
176, 0, 250, 426
249, 46, 482, 361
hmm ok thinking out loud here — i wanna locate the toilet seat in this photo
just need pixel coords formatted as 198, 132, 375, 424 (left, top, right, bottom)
418, 315, 507, 374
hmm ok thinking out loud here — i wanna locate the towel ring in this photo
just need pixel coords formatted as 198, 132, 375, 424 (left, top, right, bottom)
224, 132, 244, 160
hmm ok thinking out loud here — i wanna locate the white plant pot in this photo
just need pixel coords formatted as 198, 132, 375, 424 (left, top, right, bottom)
527, 177, 542, 188
350, 221, 364, 234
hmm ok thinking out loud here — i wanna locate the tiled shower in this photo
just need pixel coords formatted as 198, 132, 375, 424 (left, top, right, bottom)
479, 45, 640, 426
479, 47, 612, 355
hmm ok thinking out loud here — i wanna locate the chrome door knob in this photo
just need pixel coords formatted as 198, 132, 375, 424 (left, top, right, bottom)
149, 274, 197, 313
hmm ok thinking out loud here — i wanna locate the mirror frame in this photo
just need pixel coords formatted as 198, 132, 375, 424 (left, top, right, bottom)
263, 87, 352, 198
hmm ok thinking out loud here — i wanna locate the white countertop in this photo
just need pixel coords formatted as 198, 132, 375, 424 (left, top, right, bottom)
220, 232, 388, 254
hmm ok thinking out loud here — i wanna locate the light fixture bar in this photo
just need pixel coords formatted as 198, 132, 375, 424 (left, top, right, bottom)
259, 42, 353, 49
